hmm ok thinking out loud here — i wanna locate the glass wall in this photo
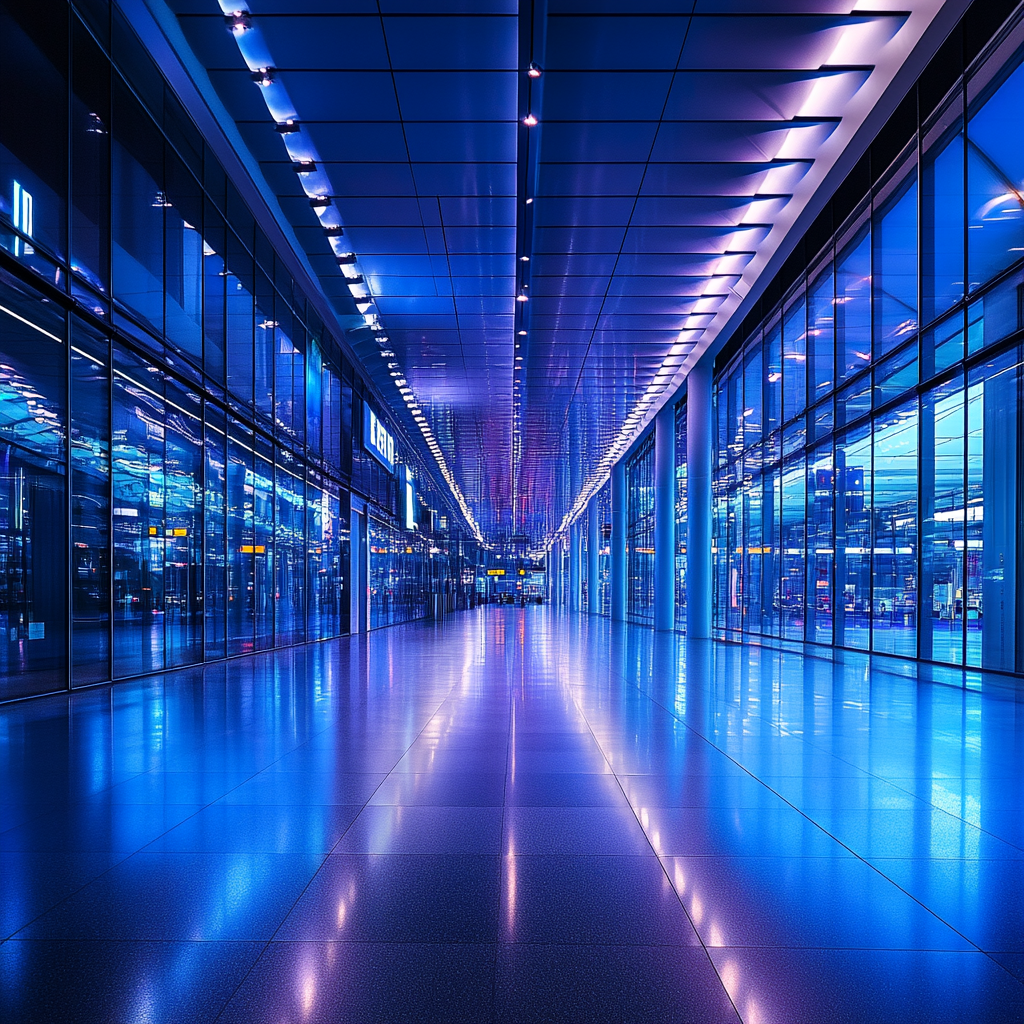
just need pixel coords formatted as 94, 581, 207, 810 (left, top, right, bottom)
0, 0, 468, 699
674, 398, 687, 632
626, 435, 655, 625
709, 15, 1024, 674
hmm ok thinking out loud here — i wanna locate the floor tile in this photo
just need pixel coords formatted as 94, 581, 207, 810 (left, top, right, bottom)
145, 802, 363, 854
278, 853, 500, 942
494, 944, 741, 1024
217, 941, 496, 1024
0, 939, 264, 1024
503, 806, 653, 856
666, 855, 971, 950
334, 804, 504, 854
501, 854, 700, 945
708, 947, 1024, 1024
369, 770, 507, 806
20, 851, 323, 940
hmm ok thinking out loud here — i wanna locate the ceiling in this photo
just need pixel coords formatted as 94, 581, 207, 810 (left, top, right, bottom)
153, 0, 958, 547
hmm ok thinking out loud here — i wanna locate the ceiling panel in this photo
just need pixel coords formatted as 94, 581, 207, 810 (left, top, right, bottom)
170, 0, 951, 546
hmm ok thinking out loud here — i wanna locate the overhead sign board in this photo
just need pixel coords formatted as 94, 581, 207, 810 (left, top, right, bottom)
486, 569, 506, 576
363, 402, 395, 473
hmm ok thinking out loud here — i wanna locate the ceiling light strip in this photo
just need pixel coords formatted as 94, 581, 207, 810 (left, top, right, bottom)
217, 1, 485, 544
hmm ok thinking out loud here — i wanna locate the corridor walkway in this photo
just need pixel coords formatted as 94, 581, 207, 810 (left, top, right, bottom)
1, 607, 1023, 1022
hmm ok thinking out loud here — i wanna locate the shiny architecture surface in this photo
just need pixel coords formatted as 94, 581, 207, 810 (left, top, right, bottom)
2, 608, 1024, 1022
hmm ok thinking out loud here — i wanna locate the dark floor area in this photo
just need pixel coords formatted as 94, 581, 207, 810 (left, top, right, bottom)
1, 607, 1023, 1022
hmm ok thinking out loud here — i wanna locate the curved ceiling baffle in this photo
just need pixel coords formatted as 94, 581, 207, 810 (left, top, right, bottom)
147, 0, 964, 553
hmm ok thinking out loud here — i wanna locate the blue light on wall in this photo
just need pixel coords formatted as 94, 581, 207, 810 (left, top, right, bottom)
363, 401, 395, 473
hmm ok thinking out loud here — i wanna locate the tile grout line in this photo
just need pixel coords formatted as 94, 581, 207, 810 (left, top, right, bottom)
210, 622, 484, 1023
598, 630, 1024, 989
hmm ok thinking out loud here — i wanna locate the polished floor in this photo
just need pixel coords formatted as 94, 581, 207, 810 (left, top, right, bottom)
1, 608, 1023, 1023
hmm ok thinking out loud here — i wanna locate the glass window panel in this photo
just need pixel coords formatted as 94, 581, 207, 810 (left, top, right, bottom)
922, 118, 965, 324
112, 353, 164, 677
0, 275, 67, 460
743, 347, 761, 448
675, 401, 687, 632
204, 405, 226, 660
0, 0, 69, 270
965, 264, 1024, 356
873, 173, 919, 355
967, 349, 1021, 671
253, 444, 274, 650
920, 376, 965, 666
274, 450, 304, 646
807, 263, 835, 402
871, 400, 918, 657
626, 435, 655, 626
761, 463, 781, 638
834, 424, 871, 650
836, 224, 872, 381
743, 458, 762, 635
0, 443, 67, 699
764, 320, 782, 435
836, 373, 872, 430
112, 79, 165, 338
780, 458, 805, 641
226, 422, 254, 655
162, 376, 202, 667
967, 60, 1024, 291
873, 341, 918, 407
783, 296, 807, 421
71, 319, 110, 685
922, 311, 964, 379
254, 272, 275, 424
202, 201, 226, 386
806, 445, 834, 646
163, 152, 203, 362
71, 19, 111, 298
226, 231, 254, 410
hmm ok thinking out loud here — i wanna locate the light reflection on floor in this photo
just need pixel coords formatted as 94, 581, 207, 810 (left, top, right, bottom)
0, 607, 1022, 1022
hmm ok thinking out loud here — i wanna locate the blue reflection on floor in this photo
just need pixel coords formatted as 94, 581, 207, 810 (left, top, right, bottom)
1, 608, 1023, 1022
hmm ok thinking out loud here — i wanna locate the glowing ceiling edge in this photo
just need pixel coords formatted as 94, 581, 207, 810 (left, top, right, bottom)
545, 0, 968, 555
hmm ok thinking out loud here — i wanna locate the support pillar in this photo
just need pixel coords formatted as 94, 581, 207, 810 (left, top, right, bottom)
587, 496, 600, 614
655, 402, 676, 631
611, 459, 627, 622
686, 360, 713, 639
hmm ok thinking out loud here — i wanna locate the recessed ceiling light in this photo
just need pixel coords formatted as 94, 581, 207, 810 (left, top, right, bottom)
525, 198, 533, 205
519, 256, 530, 262
518, 330, 527, 336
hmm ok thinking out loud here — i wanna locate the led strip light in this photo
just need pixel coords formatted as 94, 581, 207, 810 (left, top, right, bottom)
219, 3, 486, 545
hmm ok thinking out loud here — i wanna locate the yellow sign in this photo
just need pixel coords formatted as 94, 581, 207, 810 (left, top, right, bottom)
487, 569, 506, 576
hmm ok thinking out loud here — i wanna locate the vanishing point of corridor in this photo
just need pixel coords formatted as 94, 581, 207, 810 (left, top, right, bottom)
1, 607, 1022, 1023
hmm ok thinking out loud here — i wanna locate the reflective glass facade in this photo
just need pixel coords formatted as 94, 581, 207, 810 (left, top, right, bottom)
710, 16, 1024, 673
675, 398, 687, 633
0, 1, 472, 700
626, 435, 655, 625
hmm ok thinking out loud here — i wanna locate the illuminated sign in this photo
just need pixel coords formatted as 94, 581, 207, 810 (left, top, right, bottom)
12, 181, 33, 257
487, 569, 506, 576
400, 465, 417, 530
363, 402, 395, 472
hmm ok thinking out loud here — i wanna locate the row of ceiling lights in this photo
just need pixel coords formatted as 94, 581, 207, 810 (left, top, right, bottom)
221, 2, 486, 544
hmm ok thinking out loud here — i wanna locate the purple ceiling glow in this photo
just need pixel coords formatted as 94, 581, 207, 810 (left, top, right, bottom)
161, 0, 955, 547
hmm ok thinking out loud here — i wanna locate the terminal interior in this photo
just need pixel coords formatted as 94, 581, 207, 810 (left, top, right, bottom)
1, 1, 1024, 1021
